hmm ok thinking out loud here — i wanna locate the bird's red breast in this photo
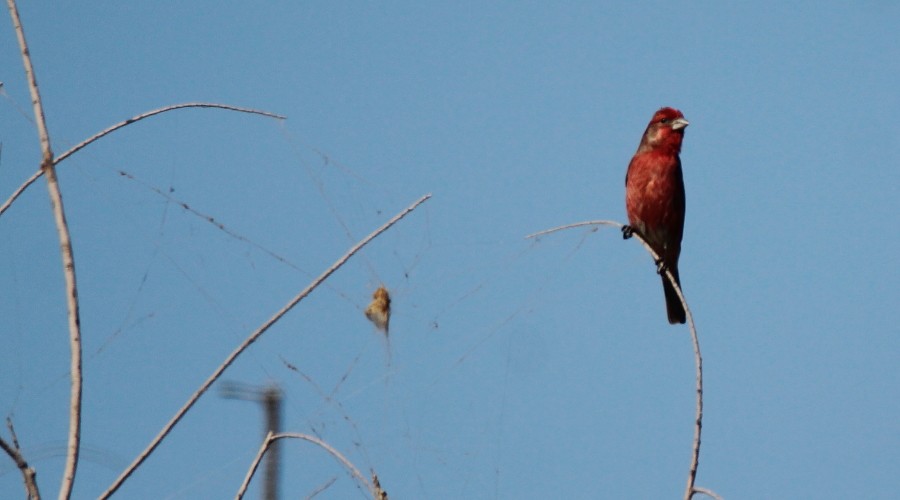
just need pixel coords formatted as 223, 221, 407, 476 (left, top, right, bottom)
625, 107, 687, 265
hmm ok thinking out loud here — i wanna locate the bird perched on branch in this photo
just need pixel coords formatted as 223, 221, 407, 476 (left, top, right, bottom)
624, 107, 689, 324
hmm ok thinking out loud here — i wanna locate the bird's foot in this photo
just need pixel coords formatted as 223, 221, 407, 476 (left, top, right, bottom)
621, 225, 635, 240
655, 259, 669, 275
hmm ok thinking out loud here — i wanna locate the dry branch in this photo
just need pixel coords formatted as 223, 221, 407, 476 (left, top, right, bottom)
4, 11, 286, 498
0, 103, 285, 218
101, 194, 431, 499
692, 486, 724, 500
236, 432, 376, 499
526, 219, 708, 500
1, 419, 41, 499
236, 430, 276, 499
7, 2, 82, 498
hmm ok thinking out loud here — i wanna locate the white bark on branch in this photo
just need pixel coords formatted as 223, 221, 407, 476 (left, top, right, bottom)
7, 2, 81, 498
236, 432, 375, 499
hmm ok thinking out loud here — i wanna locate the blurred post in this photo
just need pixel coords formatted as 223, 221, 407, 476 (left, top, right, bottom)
261, 385, 282, 500
221, 382, 283, 500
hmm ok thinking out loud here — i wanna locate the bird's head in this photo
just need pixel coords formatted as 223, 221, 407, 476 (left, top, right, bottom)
638, 107, 689, 154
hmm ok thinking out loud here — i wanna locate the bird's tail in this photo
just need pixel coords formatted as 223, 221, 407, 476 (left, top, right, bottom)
662, 267, 686, 325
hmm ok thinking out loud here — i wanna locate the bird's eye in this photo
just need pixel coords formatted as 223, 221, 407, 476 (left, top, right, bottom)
660, 118, 670, 124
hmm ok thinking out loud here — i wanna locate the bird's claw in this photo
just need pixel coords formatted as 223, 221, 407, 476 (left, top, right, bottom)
655, 259, 669, 275
621, 225, 634, 240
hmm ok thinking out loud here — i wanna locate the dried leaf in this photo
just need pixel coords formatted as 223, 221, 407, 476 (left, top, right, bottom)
364, 286, 391, 334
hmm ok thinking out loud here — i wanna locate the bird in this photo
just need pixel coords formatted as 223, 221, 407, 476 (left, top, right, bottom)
624, 107, 689, 324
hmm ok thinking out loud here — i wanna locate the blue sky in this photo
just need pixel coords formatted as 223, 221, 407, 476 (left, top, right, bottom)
1, 2, 898, 498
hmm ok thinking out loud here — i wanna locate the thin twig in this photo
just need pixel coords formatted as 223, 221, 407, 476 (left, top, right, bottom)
54, 103, 285, 165
117, 169, 306, 273
0, 168, 39, 217
2, 419, 41, 499
236, 432, 375, 499
693, 486, 724, 500
101, 194, 431, 499
526, 219, 706, 500
6, 417, 21, 450
524, 219, 619, 240
306, 476, 337, 499
0, 102, 285, 218
7, 2, 82, 498
685, 349, 703, 495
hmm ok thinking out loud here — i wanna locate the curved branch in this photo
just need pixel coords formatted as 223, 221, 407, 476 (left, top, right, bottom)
236, 432, 374, 499
0, 168, 40, 218
0, 103, 286, 218
7, 1, 81, 498
524, 219, 619, 240
527, 219, 705, 500
100, 193, 431, 499
54, 103, 285, 165
692, 486, 724, 500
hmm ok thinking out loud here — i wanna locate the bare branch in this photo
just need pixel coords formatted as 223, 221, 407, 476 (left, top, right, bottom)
692, 486, 724, 500
6, 0, 50, 156
54, 102, 285, 165
101, 193, 431, 499
6, 417, 21, 450
2, 420, 42, 499
0, 168, 39, 217
524, 219, 620, 240
0, 102, 285, 218
7, 2, 82, 498
306, 476, 337, 499
527, 219, 707, 500
117, 169, 306, 273
235, 431, 275, 499
669, 260, 703, 500
237, 432, 375, 500
372, 473, 388, 499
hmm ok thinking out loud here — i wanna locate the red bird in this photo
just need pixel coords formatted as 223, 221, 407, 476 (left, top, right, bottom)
624, 107, 689, 324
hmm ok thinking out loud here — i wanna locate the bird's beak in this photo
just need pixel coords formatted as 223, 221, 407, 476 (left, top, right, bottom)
671, 118, 689, 130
